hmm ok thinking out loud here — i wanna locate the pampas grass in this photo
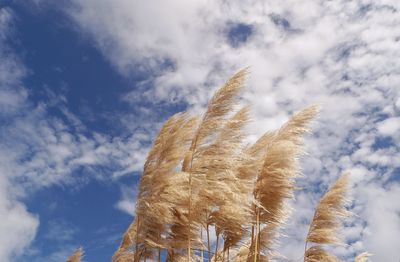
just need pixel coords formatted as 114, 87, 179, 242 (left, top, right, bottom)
100, 70, 369, 262
305, 174, 350, 247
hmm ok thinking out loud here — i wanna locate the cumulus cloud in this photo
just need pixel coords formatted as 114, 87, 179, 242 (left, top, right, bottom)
67, 0, 400, 260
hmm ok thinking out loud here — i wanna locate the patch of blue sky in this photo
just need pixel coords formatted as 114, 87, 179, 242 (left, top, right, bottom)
226, 22, 253, 48
18, 175, 138, 262
8, 3, 137, 134
7, 2, 187, 136
269, 13, 301, 34
372, 136, 394, 150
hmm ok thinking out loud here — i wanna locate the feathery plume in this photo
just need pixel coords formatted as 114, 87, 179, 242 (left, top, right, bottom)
66, 247, 83, 262
194, 107, 252, 252
115, 112, 198, 261
113, 220, 138, 262
354, 252, 371, 262
305, 173, 350, 245
253, 105, 319, 260
137, 113, 198, 249
181, 69, 248, 259
182, 68, 248, 172
304, 173, 350, 262
304, 246, 340, 262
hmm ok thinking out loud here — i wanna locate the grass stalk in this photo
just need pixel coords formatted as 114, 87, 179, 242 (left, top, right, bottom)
215, 234, 220, 262
254, 207, 260, 262
207, 224, 211, 260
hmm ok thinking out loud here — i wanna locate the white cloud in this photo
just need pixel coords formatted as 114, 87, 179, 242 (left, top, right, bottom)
0, 176, 38, 261
115, 184, 138, 216
377, 117, 400, 136
67, 0, 400, 260
0, 8, 39, 262
356, 183, 400, 261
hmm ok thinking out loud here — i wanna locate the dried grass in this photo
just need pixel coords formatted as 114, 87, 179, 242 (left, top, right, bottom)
96, 70, 369, 262
304, 174, 350, 262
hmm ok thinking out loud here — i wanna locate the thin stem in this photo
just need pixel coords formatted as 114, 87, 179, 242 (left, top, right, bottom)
215, 234, 220, 262
207, 224, 211, 260
157, 231, 161, 262
135, 218, 140, 262
254, 207, 260, 262
250, 201, 257, 256
201, 228, 204, 262
188, 172, 192, 262
167, 249, 173, 262
257, 224, 261, 261
250, 225, 254, 248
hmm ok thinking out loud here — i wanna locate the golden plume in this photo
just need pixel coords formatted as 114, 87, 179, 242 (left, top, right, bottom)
66, 247, 83, 262
304, 173, 350, 262
180, 69, 248, 260
112, 220, 138, 262
182, 68, 248, 171
304, 246, 340, 262
194, 107, 252, 256
252, 105, 319, 260
114, 112, 198, 261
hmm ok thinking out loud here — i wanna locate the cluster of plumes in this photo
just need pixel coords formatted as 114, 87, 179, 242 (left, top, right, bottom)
103, 70, 370, 262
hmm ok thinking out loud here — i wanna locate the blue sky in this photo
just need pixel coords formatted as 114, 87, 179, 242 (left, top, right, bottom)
0, 0, 399, 261
1, 1, 148, 261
